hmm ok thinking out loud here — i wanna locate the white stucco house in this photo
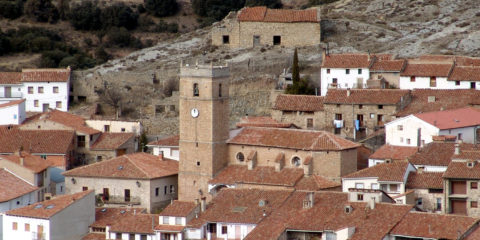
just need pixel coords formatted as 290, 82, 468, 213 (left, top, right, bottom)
342, 160, 416, 204
385, 107, 480, 147
147, 135, 179, 161
3, 190, 95, 240
0, 99, 26, 125
0, 68, 71, 113
398, 62, 455, 90
85, 119, 143, 136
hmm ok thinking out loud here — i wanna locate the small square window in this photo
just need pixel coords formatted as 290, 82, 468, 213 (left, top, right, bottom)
175, 217, 182, 225
53, 86, 59, 93
273, 36, 281, 45
155, 187, 159, 196
222, 225, 228, 234
25, 223, 30, 232
358, 69, 362, 74
370, 113, 375, 119
472, 201, 478, 208
358, 104, 363, 109
397, 125, 403, 131
12, 222, 17, 230
56, 101, 62, 109
378, 105, 383, 109
327, 69, 331, 74
357, 194, 363, 201
456, 81, 460, 86
82, 186, 88, 191
28, 87, 33, 94
400, 137, 404, 143
471, 182, 478, 189
410, 76, 416, 82
346, 69, 350, 74
416, 198, 423, 205
222, 35, 229, 44
34, 100, 39, 107
406, 139, 411, 145
38, 87, 44, 94
121, 128, 126, 132
163, 216, 169, 224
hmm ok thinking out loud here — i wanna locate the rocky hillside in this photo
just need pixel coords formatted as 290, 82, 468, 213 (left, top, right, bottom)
71, 0, 480, 136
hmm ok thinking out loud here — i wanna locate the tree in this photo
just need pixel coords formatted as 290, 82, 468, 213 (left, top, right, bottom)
0, 0, 24, 19
98, 83, 124, 119
245, 0, 282, 8
292, 48, 300, 85
192, 0, 245, 20
24, 0, 59, 23
69, 1, 102, 30
144, 0, 179, 17
101, 3, 139, 30
58, 0, 70, 20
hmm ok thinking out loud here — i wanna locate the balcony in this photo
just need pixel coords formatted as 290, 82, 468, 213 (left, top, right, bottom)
103, 195, 141, 205
0, 91, 22, 98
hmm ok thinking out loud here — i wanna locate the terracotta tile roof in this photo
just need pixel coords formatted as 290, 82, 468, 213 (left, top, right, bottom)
408, 142, 477, 166
82, 233, 105, 240
465, 225, 480, 240
0, 127, 75, 154
188, 188, 293, 228
406, 172, 443, 189
449, 66, 480, 81
343, 160, 410, 182
6, 190, 93, 219
21, 68, 71, 82
400, 63, 453, 77
390, 212, 479, 239
432, 135, 457, 142
322, 53, 373, 68
370, 59, 406, 72
324, 89, 410, 105
294, 175, 341, 191
0, 152, 51, 173
154, 224, 185, 232
0, 168, 38, 202
443, 161, 480, 179
160, 200, 197, 217
454, 149, 480, 160
414, 107, 480, 129
369, 144, 418, 161
0, 99, 25, 109
238, 7, 319, 23
24, 110, 100, 135
208, 165, 304, 187
396, 89, 480, 117
228, 127, 360, 151
90, 207, 146, 229
273, 94, 324, 111
90, 132, 134, 150
147, 135, 179, 146
109, 214, 158, 234
235, 116, 298, 128
63, 152, 178, 179
0, 72, 21, 84
455, 56, 480, 66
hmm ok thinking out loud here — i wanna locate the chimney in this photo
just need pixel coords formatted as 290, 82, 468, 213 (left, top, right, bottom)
369, 197, 376, 210
303, 192, 314, 209
158, 151, 164, 160
247, 151, 257, 170
200, 197, 206, 212
455, 143, 460, 155
20, 157, 24, 166
417, 167, 424, 174
303, 156, 313, 176
347, 89, 351, 97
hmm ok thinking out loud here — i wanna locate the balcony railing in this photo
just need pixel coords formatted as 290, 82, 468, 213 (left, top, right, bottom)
0, 92, 22, 98
103, 195, 141, 205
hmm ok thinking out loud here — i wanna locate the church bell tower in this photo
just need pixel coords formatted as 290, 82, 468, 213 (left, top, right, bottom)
178, 62, 230, 202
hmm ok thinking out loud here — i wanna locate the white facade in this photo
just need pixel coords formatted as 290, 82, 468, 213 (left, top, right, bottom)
0, 84, 23, 102
85, 120, 143, 136
209, 223, 255, 240
151, 147, 179, 161
22, 82, 69, 112
320, 67, 370, 96
386, 115, 479, 146
108, 231, 156, 240
399, 76, 480, 90
0, 100, 26, 125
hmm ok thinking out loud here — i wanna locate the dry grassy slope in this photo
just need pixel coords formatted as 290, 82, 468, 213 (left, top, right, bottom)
73, 0, 480, 136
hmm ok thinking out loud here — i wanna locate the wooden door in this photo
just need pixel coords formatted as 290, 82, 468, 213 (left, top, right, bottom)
451, 199, 467, 215
37, 225, 44, 240
4, 86, 11, 98
42, 103, 49, 112
451, 181, 467, 194
103, 188, 109, 201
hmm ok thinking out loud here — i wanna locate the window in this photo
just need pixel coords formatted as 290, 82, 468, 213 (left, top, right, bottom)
397, 125, 403, 131
273, 36, 281, 45
436, 198, 442, 210
175, 217, 182, 225
359, 104, 363, 109
121, 128, 126, 132
40, 155, 47, 160
77, 136, 86, 148
25, 223, 30, 232
370, 113, 375, 119
56, 101, 62, 109
430, 77, 437, 87
155, 187, 159, 196
104, 125, 110, 132
429, 189, 443, 194
12, 222, 17, 230
222, 35, 229, 44
38, 87, 44, 93
236, 152, 244, 162
222, 225, 228, 234
34, 100, 39, 107
219, 83, 222, 97
458, 133, 463, 140
355, 183, 364, 189
292, 156, 301, 167
416, 198, 423, 206
327, 69, 331, 74
378, 105, 383, 109
163, 216, 169, 224
28, 87, 33, 94
406, 139, 411, 145
307, 118, 313, 128
193, 83, 199, 97
471, 82, 476, 89
53, 86, 59, 93
140, 235, 147, 240
129, 233, 135, 240
335, 114, 342, 120
97, 156, 102, 162
456, 81, 460, 86
371, 183, 379, 189
346, 69, 350, 74
357, 194, 363, 201
164, 186, 168, 195
410, 76, 416, 82
82, 186, 88, 191
332, 78, 338, 84
170, 185, 175, 193
390, 184, 398, 192
472, 201, 478, 208
197, 161, 200, 166
471, 182, 478, 189
358, 69, 362, 74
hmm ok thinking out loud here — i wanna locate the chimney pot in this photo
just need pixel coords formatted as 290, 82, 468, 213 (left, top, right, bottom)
455, 143, 460, 155
200, 197, 206, 212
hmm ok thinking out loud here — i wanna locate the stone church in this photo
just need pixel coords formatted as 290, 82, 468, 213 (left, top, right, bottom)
178, 63, 359, 202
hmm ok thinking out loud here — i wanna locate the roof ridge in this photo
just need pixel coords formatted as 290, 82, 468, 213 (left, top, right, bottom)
126, 153, 154, 178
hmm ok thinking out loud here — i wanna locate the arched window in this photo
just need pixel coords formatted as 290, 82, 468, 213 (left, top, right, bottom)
236, 152, 245, 162
193, 83, 199, 97
292, 156, 301, 167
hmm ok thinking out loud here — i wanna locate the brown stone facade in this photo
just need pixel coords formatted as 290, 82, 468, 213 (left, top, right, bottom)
178, 64, 230, 202
211, 11, 321, 48
271, 110, 325, 130
444, 179, 480, 217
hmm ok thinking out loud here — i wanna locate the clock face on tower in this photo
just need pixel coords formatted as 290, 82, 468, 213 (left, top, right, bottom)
191, 108, 199, 118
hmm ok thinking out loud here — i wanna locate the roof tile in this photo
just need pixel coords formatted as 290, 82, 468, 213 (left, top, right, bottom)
238, 7, 319, 23
147, 135, 179, 146
0, 168, 38, 202
322, 53, 372, 68
414, 107, 480, 130
0, 127, 75, 154
160, 200, 197, 217
406, 172, 443, 189
273, 94, 324, 111
324, 89, 410, 105
343, 160, 410, 182
369, 144, 418, 161
90, 132, 134, 150
0, 72, 21, 84
0, 152, 51, 173
21, 68, 71, 82
449, 66, 480, 81
400, 63, 453, 77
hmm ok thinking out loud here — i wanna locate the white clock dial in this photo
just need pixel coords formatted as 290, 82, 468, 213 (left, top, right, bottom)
191, 108, 199, 118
